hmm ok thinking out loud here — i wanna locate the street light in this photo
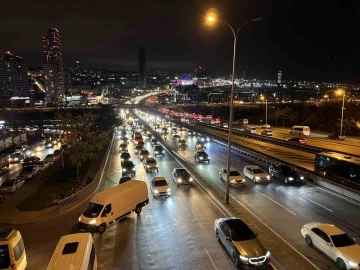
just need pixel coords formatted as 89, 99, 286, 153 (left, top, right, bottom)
206, 14, 262, 204
260, 95, 268, 127
336, 89, 345, 138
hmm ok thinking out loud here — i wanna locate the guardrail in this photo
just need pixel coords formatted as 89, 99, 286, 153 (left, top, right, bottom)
168, 119, 360, 202
194, 122, 360, 157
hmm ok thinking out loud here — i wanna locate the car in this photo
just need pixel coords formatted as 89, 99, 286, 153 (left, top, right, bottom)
150, 138, 159, 146
172, 134, 181, 142
120, 152, 131, 164
153, 145, 165, 156
150, 176, 171, 197
119, 176, 132, 184
19, 165, 40, 180
187, 130, 196, 136
143, 157, 158, 172
194, 151, 210, 163
195, 141, 206, 150
171, 127, 178, 134
119, 143, 128, 153
34, 144, 45, 152
121, 160, 135, 176
223, 123, 229, 128
243, 165, 270, 183
328, 134, 345, 141
301, 222, 360, 270
119, 136, 129, 144
244, 127, 257, 134
9, 153, 25, 164
172, 168, 193, 186
261, 129, 273, 136
219, 168, 245, 186
139, 150, 150, 161
215, 217, 271, 267
24, 148, 35, 157
135, 140, 145, 147
261, 124, 271, 129
269, 164, 304, 184
161, 128, 168, 135
176, 139, 187, 149
0, 178, 26, 193
133, 144, 144, 153
197, 135, 210, 142
36, 160, 50, 170
22, 156, 40, 166
44, 154, 57, 163
288, 137, 306, 144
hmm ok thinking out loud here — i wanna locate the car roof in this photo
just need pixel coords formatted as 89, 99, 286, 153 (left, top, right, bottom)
221, 167, 239, 171
246, 165, 260, 169
317, 224, 344, 235
153, 176, 165, 181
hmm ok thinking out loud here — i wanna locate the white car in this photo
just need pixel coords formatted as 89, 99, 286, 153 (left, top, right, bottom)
150, 176, 171, 197
119, 143, 128, 153
243, 165, 270, 183
301, 222, 360, 270
143, 157, 158, 172
261, 124, 271, 129
223, 123, 229, 128
219, 168, 245, 186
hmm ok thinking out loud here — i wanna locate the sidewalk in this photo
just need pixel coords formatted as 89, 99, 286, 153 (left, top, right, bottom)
0, 146, 108, 225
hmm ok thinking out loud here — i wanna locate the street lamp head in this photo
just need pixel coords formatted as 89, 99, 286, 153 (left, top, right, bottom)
336, 89, 344, 96
207, 16, 215, 22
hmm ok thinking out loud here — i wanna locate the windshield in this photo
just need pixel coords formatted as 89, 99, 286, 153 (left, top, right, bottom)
154, 146, 162, 150
331, 233, 356, 247
154, 180, 168, 187
198, 151, 206, 155
0, 244, 10, 269
83, 202, 104, 218
1, 181, 15, 187
135, 145, 143, 149
253, 168, 264, 174
227, 220, 256, 241
140, 150, 149, 155
229, 171, 241, 176
121, 153, 130, 158
120, 144, 127, 147
146, 158, 156, 163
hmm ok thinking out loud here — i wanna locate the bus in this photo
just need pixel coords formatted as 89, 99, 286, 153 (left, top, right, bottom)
314, 152, 360, 190
289, 126, 310, 136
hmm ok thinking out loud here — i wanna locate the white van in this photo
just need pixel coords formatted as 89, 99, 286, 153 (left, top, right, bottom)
0, 229, 27, 270
78, 180, 149, 234
47, 233, 96, 270
289, 126, 310, 136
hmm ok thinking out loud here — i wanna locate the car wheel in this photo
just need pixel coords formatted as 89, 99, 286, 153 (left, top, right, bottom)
97, 223, 107, 234
232, 252, 240, 266
336, 258, 347, 270
216, 230, 221, 242
305, 235, 313, 247
135, 205, 142, 215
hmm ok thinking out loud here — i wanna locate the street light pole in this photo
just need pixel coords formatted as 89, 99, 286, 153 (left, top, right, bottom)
340, 93, 345, 138
208, 16, 262, 204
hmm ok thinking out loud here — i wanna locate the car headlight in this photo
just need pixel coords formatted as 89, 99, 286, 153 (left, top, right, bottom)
255, 176, 260, 180
266, 251, 271, 258
132, 168, 135, 171
88, 219, 96, 225
231, 179, 235, 183
146, 165, 150, 168
189, 177, 193, 182
239, 255, 249, 262
14, 158, 18, 161
154, 190, 159, 194
266, 175, 270, 180
288, 177, 294, 180
122, 168, 127, 172
300, 176, 304, 180
162, 151, 165, 153
348, 261, 357, 268
155, 151, 158, 154
200, 157, 203, 160
177, 178, 182, 183
167, 188, 170, 192
121, 158, 124, 161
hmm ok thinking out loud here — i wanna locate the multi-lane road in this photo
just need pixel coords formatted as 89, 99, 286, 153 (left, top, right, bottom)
1, 119, 360, 269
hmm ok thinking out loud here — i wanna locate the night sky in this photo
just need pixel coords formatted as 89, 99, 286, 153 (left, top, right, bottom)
1, 0, 359, 82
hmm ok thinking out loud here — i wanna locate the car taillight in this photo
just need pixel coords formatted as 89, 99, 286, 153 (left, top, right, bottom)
11, 264, 17, 270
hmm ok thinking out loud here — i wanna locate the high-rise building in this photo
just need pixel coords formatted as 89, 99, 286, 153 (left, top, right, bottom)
75, 61, 80, 70
42, 27, 65, 103
138, 46, 146, 88
277, 71, 282, 84
0, 50, 29, 106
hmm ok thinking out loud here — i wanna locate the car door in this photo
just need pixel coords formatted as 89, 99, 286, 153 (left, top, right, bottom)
311, 227, 332, 257
318, 230, 336, 260
221, 169, 227, 179
222, 224, 233, 253
276, 167, 283, 180
101, 203, 113, 224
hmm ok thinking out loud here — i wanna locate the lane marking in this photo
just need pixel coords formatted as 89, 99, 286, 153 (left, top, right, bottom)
204, 247, 218, 270
269, 262, 278, 270
304, 198, 333, 212
252, 189, 297, 216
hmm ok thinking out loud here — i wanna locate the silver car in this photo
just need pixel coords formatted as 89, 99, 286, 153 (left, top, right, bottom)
215, 217, 270, 267
0, 178, 25, 193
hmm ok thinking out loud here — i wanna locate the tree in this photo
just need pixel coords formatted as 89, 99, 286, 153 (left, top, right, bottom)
55, 112, 109, 182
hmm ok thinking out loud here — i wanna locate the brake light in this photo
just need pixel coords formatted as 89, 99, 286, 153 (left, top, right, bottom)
11, 264, 17, 270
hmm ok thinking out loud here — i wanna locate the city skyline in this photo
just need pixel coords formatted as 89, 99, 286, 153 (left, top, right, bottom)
1, 0, 360, 82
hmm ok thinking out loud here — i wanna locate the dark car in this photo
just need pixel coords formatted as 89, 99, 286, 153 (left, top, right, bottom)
150, 138, 159, 146
269, 164, 304, 184
9, 153, 25, 164
121, 161, 135, 176
19, 165, 40, 180
288, 137, 306, 144
172, 168, 193, 187
0, 177, 25, 193
153, 145, 165, 156
327, 134, 345, 140
134, 144, 144, 154
119, 176, 132, 184
194, 151, 210, 163
215, 217, 270, 267
120, 152, 131, 165
22, 156, 40, 166
53, 149, 62, 157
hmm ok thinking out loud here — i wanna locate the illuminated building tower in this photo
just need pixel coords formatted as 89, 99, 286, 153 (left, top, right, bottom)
138, 46, 146, 88
277, 71, 282, 85
0, 50, 29, 106
76, 61, 80, 70
42, 28, 65, 103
